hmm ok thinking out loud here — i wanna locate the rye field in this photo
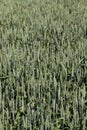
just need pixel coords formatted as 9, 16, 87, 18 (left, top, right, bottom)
0, 0, 87, 130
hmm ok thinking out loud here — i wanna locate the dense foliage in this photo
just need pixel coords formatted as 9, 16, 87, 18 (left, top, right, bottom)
0, 0, 87, 129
